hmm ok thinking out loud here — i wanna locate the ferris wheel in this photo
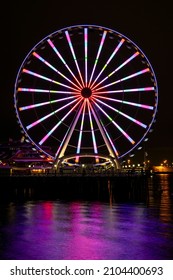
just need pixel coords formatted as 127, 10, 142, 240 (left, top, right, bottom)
14, 24, 158, 168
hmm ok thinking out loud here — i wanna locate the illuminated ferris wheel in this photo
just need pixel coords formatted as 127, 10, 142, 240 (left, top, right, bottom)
14, 24, 158, 169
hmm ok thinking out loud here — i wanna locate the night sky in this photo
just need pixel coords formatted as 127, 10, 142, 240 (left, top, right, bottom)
2, 1, 172, 165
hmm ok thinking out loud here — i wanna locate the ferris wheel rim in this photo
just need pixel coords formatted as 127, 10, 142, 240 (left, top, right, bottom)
14, 24, 158, 165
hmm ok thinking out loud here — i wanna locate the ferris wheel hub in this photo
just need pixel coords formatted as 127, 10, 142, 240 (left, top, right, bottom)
81, 87, 92, 98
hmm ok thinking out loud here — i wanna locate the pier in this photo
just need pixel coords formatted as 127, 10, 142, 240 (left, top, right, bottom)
0, 171, 148, 203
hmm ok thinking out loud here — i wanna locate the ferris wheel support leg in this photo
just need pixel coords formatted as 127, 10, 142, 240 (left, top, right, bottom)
90, 105, 120, 170
107, 156, 121, 170
53, 158, 62, 173
113, 158, 121, 170
55, 103, 84, 160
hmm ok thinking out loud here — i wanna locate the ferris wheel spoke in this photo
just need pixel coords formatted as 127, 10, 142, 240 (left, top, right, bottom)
87, 100, 99, 163
22, 69, 81, 92
88, 30, 107, 87
90, 38, 125, 89
92, 94, 154, 110
93, 68, 150, 91
65, 30, 85, 87
26, 97, 81, 130
89, 102, 119, 157
84, 28, 88, 86
75, 100, 87, 163
19, 96, 77, 111
76, 100, 86, 154
32, 52, 82, 90
91, 51, 139, 90
93, 86, 155, 95
47, 39, 83, 88
18, 88, 81, 95
92, 97, 147, 128
39, 98, 82, 145
56, 101, 85, 159
92, 100, 135, 145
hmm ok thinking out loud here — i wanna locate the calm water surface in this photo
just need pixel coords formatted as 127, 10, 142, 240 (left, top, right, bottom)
0, 174, 173, 260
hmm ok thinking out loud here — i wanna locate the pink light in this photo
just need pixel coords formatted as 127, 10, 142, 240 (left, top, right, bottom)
90, 38, 125, 89
93, 68, 150, 91
89, 102, 119, 157
93, 87, 155, 95
47, 39, 83, 88
55, 102, 84, 158
102, 125, 119, 157
65, 31, 85, 87
93, 101, 135, 144
91, 51, 140, 90
42, 202, 53, 220
76, 100, 86, 154
19, 96, 76, 111
18, 88, 81, 94
84, 28, 88, 86
22, 69, 80, 91
92, 97, 147, 128
87, 100, 98, 155
88, 30, 107, 87
33, 52, 81, 90
27, 97, 81, 130
92, 94, 154, 110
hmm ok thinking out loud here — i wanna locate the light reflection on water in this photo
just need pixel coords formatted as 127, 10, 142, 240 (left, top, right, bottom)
0, 174, 173, 260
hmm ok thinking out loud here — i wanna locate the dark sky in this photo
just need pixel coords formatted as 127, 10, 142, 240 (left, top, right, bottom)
1, 1, 173, 165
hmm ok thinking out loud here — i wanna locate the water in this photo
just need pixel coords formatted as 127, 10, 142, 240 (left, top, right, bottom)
0, 174, 173, 260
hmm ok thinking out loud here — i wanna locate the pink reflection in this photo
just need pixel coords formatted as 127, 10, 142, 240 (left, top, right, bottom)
63, 201, 104, 259
42, 201, 54, 220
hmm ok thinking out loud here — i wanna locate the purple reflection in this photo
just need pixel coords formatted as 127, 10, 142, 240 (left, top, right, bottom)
0, 176, 173, 260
